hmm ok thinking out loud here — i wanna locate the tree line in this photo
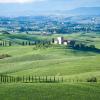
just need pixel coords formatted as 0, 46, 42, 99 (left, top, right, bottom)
0, 75, 63, 83
0, 40, 51, 47
68, 41, 100, 53
0, 41, 12, 46
0, 74, 97, 84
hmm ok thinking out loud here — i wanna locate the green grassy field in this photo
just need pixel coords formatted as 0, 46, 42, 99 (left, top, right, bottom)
0, 83, 100, 100
0, 33, 100, 100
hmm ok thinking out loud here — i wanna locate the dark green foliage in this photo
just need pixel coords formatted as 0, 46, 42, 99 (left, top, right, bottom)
0, 75, 63, 83
22, 41, 25, 46
28, 75, 31, 82
25, 41, 28, 45
0, 31, 10, 34
87, 77, 97, 82
28, 41, 31, 45
9, 41, 12, 46
68, 41, 100, 53
34, 40, 51, 49
0, 41, 12, 46
0, 54, 11, 59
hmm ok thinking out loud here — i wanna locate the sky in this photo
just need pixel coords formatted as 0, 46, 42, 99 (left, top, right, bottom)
0, 0, 100, 16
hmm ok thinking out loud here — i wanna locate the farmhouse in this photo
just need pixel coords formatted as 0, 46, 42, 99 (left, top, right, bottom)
52, 37, 72, 45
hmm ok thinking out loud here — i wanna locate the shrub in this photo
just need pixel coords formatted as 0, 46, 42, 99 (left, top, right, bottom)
0, 54, 11, 59
87, 77, 97, 82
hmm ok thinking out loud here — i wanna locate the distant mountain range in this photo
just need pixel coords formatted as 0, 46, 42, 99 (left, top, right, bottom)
32, 7, 100, 16
0, 6, 100, 17
65, 7, 100, 16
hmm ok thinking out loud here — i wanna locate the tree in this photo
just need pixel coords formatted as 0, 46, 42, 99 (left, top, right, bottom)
22, 41, 25, 46
9, 41, 12, 46
29, 41, 31, 45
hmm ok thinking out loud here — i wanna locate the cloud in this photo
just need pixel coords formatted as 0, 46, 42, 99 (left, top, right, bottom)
0, 0, 45, 3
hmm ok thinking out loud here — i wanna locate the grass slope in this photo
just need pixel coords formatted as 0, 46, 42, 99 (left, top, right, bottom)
0, 83, 100, 100
0, 33, 100, 100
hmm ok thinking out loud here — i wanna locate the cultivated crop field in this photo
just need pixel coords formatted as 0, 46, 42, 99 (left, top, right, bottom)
0, 33, 100, 100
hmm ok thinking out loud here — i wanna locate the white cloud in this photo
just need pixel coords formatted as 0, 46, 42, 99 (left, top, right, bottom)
0, 0, 45, 3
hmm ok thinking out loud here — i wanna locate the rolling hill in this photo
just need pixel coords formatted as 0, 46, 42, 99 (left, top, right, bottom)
0, 33, 100, 100
66, 7, 100, 16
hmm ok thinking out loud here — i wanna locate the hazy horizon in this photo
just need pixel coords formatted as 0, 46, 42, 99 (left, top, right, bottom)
0, 0, 100, 16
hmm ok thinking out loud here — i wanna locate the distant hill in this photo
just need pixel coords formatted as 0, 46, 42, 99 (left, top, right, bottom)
66, 7, 100, 16
34, 7, 100, 16
0, 4, 100, 17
